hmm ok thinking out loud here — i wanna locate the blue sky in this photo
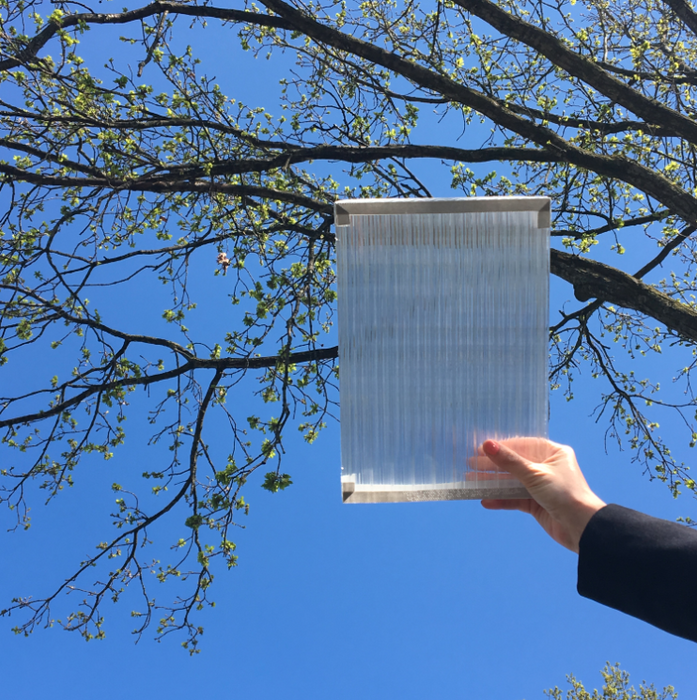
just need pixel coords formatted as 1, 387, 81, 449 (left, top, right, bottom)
1, 5, 696, 698
2, 383, 694, 699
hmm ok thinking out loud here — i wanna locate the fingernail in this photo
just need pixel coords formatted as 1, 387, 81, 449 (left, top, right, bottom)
484, 440, 500, 455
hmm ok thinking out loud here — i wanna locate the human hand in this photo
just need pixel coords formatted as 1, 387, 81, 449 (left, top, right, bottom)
477, 438, 606, 553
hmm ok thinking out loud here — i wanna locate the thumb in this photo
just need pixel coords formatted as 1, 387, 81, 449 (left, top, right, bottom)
482, 440, 535, 485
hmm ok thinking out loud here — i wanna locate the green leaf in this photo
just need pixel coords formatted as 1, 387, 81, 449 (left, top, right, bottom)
184, 514, 204, 530
261, 472, 293, 493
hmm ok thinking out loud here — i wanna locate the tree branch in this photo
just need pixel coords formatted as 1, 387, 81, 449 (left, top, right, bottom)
0, 347, 338, 430
552, 212, 670, 239
659, 0, 697, 39
0, 165, 333, 213
454, 0, 697, 144
0, 2, 291, 71
551, 249, 697, 343
139, 143, 564, 180
0, 104, 298, 152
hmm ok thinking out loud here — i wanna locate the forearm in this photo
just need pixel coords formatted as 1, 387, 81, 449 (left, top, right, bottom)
577, 504, 697, 642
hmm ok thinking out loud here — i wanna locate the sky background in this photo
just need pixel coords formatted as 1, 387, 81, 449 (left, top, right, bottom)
1, 5, 696, 698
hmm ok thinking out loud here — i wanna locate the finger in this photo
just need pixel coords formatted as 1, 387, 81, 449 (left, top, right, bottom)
480, 498, 535, 513
482, 440, 534, 482
465, 455, 505, 472
465, 470, 517, 481
499, 436, 557, 464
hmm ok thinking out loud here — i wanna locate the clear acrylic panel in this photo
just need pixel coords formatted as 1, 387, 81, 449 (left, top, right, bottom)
335, 198, 550, 503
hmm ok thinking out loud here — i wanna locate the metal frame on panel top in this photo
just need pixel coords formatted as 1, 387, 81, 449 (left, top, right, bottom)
334, 196, 551, 229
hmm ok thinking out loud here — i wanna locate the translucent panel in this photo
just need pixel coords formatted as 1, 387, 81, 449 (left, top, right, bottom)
336, 199, 550, 503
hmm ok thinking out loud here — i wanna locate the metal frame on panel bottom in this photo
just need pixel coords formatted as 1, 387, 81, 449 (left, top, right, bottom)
341, 476, 530, 503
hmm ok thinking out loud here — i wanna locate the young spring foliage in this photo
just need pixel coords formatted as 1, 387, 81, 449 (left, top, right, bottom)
546, 663, 677, 700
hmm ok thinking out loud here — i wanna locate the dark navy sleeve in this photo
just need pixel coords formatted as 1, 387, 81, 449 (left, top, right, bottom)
577, 503, 697, 642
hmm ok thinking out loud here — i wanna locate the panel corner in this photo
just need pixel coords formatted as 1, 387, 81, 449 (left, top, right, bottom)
334, 203, 351, 227
537, 199, 551, 228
